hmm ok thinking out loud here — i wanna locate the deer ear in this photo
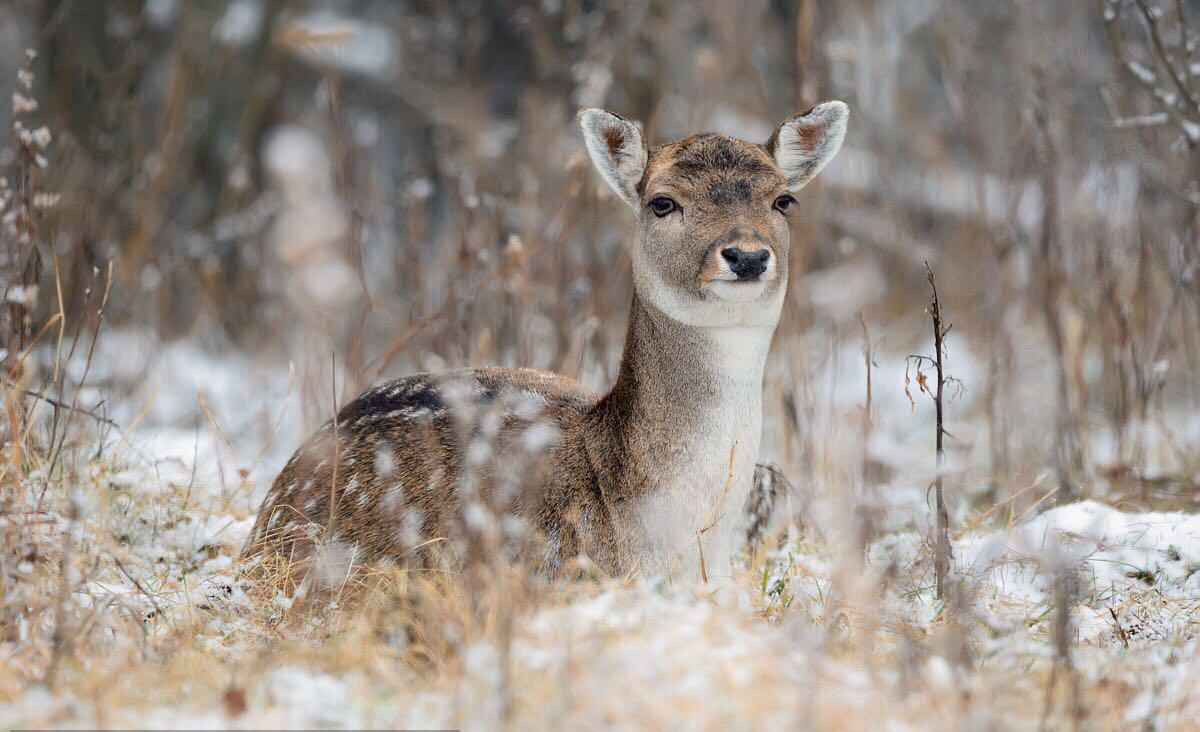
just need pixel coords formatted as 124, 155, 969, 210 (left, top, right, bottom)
578, 108, 648, 208
766, 101, 848, 191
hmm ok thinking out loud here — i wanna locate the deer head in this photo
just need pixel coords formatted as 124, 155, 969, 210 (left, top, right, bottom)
579, 102, 848, 330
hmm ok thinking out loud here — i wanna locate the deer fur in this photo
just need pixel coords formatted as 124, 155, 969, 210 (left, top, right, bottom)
241, 101, 849, 584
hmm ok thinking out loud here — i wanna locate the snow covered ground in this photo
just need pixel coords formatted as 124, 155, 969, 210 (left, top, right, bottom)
6, 451, 1199, 728
4, 334, 1199, 729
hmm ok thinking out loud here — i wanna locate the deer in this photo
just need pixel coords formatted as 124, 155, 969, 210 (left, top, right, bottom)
241, 101, 849, 586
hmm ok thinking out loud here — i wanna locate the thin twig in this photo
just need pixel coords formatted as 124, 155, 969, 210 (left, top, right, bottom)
926, 262, 952, 601
20, 389, 117, 428
683, 440, 739, 583
327, 350, 341, 539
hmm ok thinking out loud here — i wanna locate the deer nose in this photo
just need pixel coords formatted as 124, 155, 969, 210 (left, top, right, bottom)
720, 247, 770, 280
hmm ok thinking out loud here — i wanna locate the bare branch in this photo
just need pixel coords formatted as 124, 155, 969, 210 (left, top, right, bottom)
1103, 0, 1200, 145
1135, 0, 1200, 119
924, 261, 952, 600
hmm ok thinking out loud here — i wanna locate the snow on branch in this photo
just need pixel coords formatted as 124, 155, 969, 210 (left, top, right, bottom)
1103, 0, 1200, 147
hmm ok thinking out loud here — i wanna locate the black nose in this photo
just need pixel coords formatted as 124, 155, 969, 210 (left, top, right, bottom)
720, 247, 770, 280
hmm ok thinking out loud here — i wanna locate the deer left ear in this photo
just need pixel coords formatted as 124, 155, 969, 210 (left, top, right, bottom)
766, 101, 848, 191
578, 108, 648, 209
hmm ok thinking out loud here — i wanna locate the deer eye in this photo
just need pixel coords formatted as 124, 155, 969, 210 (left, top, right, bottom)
773, 194, 796, 214
648, 196, 679, 217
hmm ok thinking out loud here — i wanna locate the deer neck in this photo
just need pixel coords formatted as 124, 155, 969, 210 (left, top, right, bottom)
590, 291, 777, 579
611, 291, 775, 423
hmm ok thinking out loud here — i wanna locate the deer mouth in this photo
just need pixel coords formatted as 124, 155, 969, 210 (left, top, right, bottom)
705, 278, 770, 302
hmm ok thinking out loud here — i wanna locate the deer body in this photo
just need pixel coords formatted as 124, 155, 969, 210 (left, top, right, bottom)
242, 101, 848, 583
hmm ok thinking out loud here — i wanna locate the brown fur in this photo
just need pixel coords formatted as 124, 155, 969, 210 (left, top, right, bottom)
242, 368, 610, 576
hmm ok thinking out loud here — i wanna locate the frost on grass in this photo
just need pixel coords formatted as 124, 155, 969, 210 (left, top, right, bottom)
6, 429, 1200, 729
5, 326, 1198, 728
3, 328, 1197, 727
964, 500, 1200, 644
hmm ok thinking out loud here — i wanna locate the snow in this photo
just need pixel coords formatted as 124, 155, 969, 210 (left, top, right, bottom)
7, 445, 1200, 728
1113, 112, 1170, 128
213, 0, 263, 47
1127, 60, 1158, 85
65, 327, 305, 497
263, 666, 359, 728
1182, 118, 1200, 145
4, 283, 37, 304
7, 328, 1200, 728
957, 501, 1200, 643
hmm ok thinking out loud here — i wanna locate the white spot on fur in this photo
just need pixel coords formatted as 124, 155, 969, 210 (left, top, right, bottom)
513, 391, 548, 420
466, 440, 492, 467
374, 446, 396, 476
479, 411, 501, 438
437, 376, 471, 405
427, 468, 444, 495
381, 481, 405, 515
521, 421, 561, 452
353, 406, 435, 428
464, 501, 492, 532
399, 509, 423, 548
501, 514, 529, 540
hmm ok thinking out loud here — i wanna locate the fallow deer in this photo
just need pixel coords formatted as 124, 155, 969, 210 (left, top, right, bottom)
241, 101, 849, 584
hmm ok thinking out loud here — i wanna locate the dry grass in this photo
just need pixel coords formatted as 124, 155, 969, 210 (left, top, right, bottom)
1, 1, 1199, 728
2, 411, 1198, 729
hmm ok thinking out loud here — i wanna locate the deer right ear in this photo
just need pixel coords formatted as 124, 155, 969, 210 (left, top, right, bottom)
766, 101, 849, 191
578, 109, 648, 209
